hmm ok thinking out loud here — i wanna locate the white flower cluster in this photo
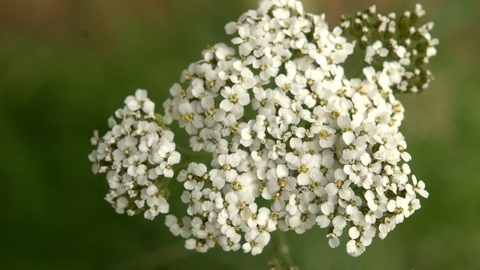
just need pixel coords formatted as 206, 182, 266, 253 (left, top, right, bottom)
159, 0, 431, 257
89, 90, 180, 220
341, 3, 439, 93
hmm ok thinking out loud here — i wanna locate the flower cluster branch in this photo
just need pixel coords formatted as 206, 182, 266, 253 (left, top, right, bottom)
89, 90, 179, 220
340, 4, 438, 93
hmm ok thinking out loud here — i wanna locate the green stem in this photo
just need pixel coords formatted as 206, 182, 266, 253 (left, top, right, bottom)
269, 230, 299, 270
176, 145, 211, 161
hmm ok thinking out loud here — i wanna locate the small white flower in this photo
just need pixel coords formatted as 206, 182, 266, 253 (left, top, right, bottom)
217, 153, 241, 182
325, 169, 351, 200
326, 228, 343, 248
185, 238, 210, 253
124, 89, 155, 115
242, 230, 271, 255
181, 190, 203, 215
220, 85, 250, 117
410, 175, 429, 198
387, 196, 407, 224
346, 237, 367, 257
88, 150, 101, 174
165, 215, 192, 238
144, 195, 169, 220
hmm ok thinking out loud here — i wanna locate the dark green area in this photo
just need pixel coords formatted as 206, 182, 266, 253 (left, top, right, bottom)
1, 0, 479, 269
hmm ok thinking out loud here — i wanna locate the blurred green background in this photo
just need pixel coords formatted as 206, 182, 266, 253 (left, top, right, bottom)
1, 0, 479, 269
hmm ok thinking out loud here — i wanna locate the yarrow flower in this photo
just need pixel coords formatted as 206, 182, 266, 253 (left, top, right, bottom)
89, 0, 436, 258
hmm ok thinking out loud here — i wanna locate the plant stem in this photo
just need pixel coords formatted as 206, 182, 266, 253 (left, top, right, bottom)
269, 230, 299, 270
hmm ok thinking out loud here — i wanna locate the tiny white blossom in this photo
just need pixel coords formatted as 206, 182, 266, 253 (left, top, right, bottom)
124, 89, 155, 115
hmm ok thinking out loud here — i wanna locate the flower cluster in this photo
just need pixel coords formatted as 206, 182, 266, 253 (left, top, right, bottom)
89, 0, 435, 258
340, 4, 438, 93
89, 90, 180, 220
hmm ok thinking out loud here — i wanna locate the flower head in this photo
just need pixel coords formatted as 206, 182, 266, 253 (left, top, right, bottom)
89, 0, 436, 258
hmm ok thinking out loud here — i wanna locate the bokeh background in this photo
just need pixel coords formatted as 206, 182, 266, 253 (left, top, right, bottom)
1, 0, 479, 269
